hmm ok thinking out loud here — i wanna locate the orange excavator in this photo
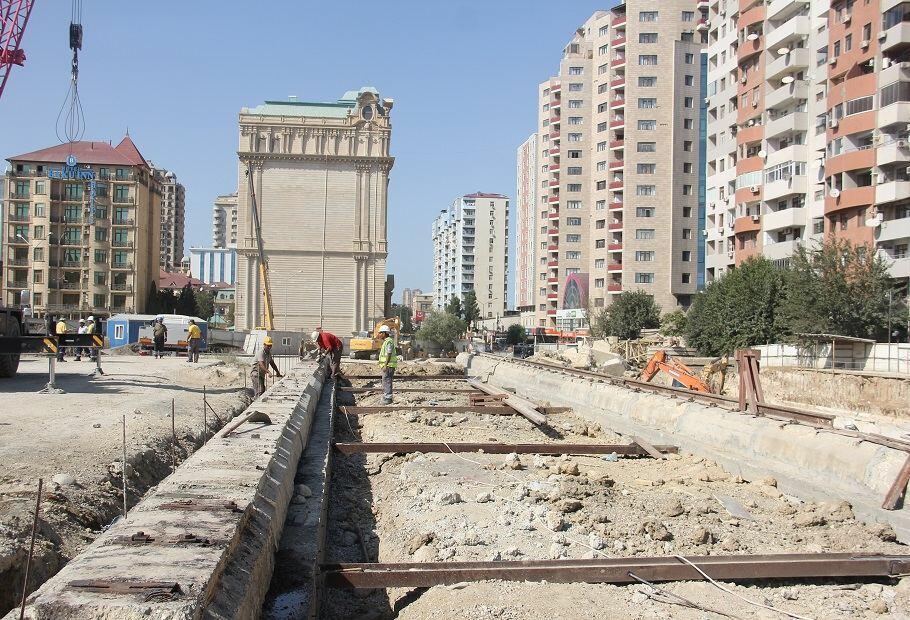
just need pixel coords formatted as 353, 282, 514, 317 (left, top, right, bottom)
640, 350, 727, 393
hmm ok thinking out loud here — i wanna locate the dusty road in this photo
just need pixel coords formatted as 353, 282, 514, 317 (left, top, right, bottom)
0, 354, 249, 616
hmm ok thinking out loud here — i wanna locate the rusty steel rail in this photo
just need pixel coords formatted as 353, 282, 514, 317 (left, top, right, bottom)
323, 553, 910, 589
337, 405, 570, 416
349, 375, 468, 381
333, 441, 678, 456
339, 387, 480, 394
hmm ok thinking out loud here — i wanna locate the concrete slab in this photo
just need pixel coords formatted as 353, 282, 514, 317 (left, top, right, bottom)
7, 361, 326, 620
462, 353, 910, 542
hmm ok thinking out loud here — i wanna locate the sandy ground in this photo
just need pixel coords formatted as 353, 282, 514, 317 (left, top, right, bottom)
322, 362, 910, 619
0, 354, 249, 616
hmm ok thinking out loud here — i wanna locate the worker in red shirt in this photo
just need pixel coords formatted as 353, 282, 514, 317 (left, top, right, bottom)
311, 328, 343, 378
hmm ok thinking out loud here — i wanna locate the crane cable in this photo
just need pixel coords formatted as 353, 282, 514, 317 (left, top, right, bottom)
55, 0, 84, 144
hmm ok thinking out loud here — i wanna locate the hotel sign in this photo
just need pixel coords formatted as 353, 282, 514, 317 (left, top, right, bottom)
48, 155, 97, 223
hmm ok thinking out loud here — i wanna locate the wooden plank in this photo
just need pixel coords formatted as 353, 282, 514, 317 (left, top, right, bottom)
883, 454, 910, 510
631, 436, 666, 460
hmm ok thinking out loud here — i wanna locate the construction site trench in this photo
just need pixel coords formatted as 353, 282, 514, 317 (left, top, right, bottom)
11, 356, 910, 619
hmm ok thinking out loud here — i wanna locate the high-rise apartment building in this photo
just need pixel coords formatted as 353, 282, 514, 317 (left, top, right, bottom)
401, 287, 422, 308
515, 134, 538, 311
212, 192, 238, 249
523, 4, 707, 330
433, 193, 509, 318
704, 0, 910, 283
235, 88, 394, 334
150, 163, 185, 271
2, 138, 160, 317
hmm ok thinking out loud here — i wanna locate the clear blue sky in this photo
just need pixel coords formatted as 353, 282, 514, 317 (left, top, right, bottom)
3, 0, 610, 302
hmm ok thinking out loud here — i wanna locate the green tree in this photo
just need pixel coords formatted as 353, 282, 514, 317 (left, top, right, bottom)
390, 304, 414, 333
415, 311, 466, 350
194, 289, 215, 320
225, 304, 235, 328
175, 284, 199, 317
462, 291, 481, 328
660, 309, 688, 337
506, 324, 527, 345
445, 295, 463, 320
686, 257, 784, 356
145, 283, 161, 314
591, 291, 661, 340
775, 236, 895, 341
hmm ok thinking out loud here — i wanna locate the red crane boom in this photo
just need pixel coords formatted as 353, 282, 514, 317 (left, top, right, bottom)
0, 0, 35, 100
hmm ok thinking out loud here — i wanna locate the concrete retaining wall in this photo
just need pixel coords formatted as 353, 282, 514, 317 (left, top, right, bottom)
462, 353, 910, 541
9, 361, 326, 620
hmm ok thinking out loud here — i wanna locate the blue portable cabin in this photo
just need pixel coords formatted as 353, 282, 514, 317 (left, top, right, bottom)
107, 314, 158, 349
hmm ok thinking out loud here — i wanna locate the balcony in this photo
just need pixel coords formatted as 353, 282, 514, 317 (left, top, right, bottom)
737, 36, 763, 63
609, 139, 624, 149
609, 119, 624, 129
7, 213, 29, 222
547, 293, 559, 300
609, 201, 623, 211
112, 240, 134, 248
610, 77, 625, 89
7, 236, 28, 245
51, 281, 82, 290
877, 180, 910, 205
609, 160, 624, 169
550, 99, 561, 109
547, 261, 559, 267
608, 243, 623, 251
548, 211, 560, 220
608, 180, 623, 190
548, 163, 560, 172
825, 186, 875, 214
611, 36, 626, 47
611, 14, 626, 26
549, 116, 561, 124
607, 263, 622, 272
8, 258, 29, 267
885, 256, 910, 278
547, 228, 559, 236
879, 62, 910, 91
765, 112, 807, 140
610, 97, 625, 109
766, 48, 809, 80
550, 81, 561, 93
548, 194, 560, 203
7, 281, 27, 290
608, 222, 623, 230
762, 207, 807, 231
112, 196, 135, 204
877, 216, 910, 243
763, 239, 803, 261
610, 57, 626, 68
734, 215, 762, 234
547, 244, 559, 251
878, 140, 910, 166
549, 130, 560, 139
768, 0, 807, 20
764, 80, 808, 110
881, 20, 910, 54
547, 277, 559, 284
547, 309, 557, 316
880, 102, 910, 129
765, 16, 810, 51
607, 283, 622, 292
763, 175, 807, 202
113, 218, 135, 226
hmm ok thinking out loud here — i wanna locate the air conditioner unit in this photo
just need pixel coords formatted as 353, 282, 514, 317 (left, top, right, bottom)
751, 214, 760, 222
829, 118, 839, 129
898, 140, 909, 149
860, 40, 870, 49
727, 250, 735, 258
905, 166, 910, 176
882, 58, 892, 69
878, 31, 888, 41
750, 185, 759, 193
840, 13, 851, 24
830, 188, 841, 198
702, 229, 709, 236
752, 100, 758, 107
741, 75, 747, 84
829, 57, 837, 65
718, 226, 725, 234
747, 119, 755, 127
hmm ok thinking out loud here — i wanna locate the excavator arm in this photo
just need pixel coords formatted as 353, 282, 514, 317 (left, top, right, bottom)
640, 350, 713, 393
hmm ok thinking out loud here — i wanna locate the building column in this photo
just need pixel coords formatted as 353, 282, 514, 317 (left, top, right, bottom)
353, 257, 363, 333
362, 258, 370, 331
353, 167, 362, 250
360, 165, 371, 248
377, 166, 389, 252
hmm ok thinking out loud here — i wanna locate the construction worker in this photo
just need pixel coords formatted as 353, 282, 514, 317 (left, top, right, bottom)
86, 316, 98, 362
311, 328, 343, 379
74, 319, 87, 361
55, 316, 68, 362
252, 336, 283, 397
152, 317, 167, 359
377, 324, 397, 404
186, 319, 201, 363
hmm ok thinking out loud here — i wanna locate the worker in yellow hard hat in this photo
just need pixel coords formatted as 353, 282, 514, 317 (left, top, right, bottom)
377, 324, 398, 404
251, 335, 282, 398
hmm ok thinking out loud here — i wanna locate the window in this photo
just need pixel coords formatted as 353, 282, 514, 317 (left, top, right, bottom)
682, 250, 692, 262
683, 118, 694, 129
567, 166, 582, 175
595, 279, 605, 288
681, 10, 694, 21
568, 133, 583, 142
636, 207, 654, 217
845, 95, 874, 116
881, 82, 910, 107
684, 75, 694, 87
637, 141, 656, 152
595, 239, 606, 249
596, 141, 608, 152
682, 228, 693, 239
636, 229, 655, 239
639, 32, 658, 43
599, 44, 609, 56
639, 11, 658, 22
114, 324, 125, 340
95, 227, 108, 242
566, 200, 582, 209
636, 185, 656, 196
568, 66, 583, 75
32, 270, 43, 284
566, 234, 581, 242
596, 219, 605, 229
682, 206, 692, 217
638, 76, 657, 87
637, 164, 656, 174
568, 82, 583, 92
34, 203, 44, 217
638, 55, 658, 66
682, 273, 692, 284
597, 161, 607, 171
567, 183, 582, 192
568, 150, 582, 158
638, 120, 656, 130
635, 272, 655, 283
568, 100, 583, 108
596, 181, 607, 190
845, 34, 852, 52
683, 163, 693, 173
595, 258, 605, 269
35, 181, 46, 195
568, 116, 583, 125
635, 251, 655, 261
94, 250, 107, 263
638, 98, 657, 109
64, 183, 83, 200
33, 246, 43, 261
684, 96, 693, 108
596, 200, 606, 210
567, 217, 582, 226
683, 140, 693, 152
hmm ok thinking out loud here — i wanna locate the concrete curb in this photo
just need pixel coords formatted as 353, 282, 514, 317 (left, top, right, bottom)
9, 361, 326, 620
462, 354, 910, 542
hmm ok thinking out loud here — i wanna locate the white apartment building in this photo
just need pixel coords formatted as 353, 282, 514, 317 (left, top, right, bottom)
149, 163, 185, 271
524, 3, 708, 330
433, 193, 510, 319
515, 134, 538, 311
704, 0, 910, 286
212, 192, 238, 249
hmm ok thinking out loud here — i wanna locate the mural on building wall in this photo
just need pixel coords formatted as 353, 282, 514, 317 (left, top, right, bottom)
562, 273, 589, 310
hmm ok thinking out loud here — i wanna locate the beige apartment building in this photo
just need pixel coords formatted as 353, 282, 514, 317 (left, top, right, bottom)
523, 4, 707, 330
432, 193, 510, 319
3, 138, 160, 318
235, 88, 394, 334
515, 134, 538, 311
705, 0, 910, 284
212, 192, 238, 249
150, 163, 185, 271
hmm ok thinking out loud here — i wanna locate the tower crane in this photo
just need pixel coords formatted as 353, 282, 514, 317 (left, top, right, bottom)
0, 0, 35, 101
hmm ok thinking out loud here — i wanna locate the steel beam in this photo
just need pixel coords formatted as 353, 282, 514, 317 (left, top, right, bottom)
349, 375, 468, 381
339, 387, 480, 394
338, 405, 517, 415
883, 454, 910, 510
323, 553, 910, 589
333, 441, 678, 456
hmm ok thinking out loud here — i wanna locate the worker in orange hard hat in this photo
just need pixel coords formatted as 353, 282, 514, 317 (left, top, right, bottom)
251, 335, 282, 398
